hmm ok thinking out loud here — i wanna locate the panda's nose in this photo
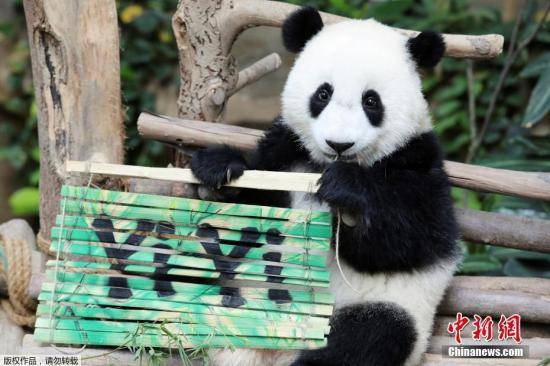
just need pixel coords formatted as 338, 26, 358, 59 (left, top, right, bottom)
326, 140, 354, 154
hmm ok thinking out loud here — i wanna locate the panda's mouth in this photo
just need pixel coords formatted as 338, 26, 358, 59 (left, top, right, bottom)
322, 152, 357, 162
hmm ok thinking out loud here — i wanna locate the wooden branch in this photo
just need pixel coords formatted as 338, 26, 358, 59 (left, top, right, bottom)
445, 161, 550, 201
230, 53, 282, 96
137, 113, 550, 201
171, 0, 504, 153
439, 276, 550, 324
137, 112, 263, 151
23, 0, 125, 236
219, 0, 504, 59
433, 316, 550, 338
456, 208, 550, 253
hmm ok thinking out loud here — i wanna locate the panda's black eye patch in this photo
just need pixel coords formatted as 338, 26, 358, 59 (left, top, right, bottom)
309, 82, 333, 118
362, 89, 384, 127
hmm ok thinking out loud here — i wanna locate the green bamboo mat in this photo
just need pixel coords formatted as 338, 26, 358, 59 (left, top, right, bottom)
35, 185, 334, 351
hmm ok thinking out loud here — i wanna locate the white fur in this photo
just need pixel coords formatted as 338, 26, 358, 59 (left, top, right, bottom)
282, 19, 432, 167
211, 19, 457, 366
327, 254, 459, 366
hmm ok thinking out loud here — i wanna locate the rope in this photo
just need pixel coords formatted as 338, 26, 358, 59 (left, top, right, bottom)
36, 230, 54, 257
334, 209, 361, 295
0, 235, 37, 326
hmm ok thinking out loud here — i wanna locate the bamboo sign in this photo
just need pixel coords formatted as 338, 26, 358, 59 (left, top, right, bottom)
34, 184, 334, 350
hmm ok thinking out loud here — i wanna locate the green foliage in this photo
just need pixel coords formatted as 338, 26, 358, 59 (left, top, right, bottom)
0, 0, 548, 277
521, 52, 550, 127
8, 187, 39, 216
116, 1, 180, 166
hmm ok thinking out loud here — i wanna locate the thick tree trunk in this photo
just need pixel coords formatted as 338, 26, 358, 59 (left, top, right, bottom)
22, 0, 124, 238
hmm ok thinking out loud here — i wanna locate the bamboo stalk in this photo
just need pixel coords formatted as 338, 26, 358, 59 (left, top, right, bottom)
66, 160, 550, 253
66, 160, 321, 193
33, 328, 326, 350
44, 268, 332, 305
29, 273, 550, 323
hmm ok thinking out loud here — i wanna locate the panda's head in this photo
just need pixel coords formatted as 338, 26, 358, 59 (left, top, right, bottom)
281, 7, 445, 166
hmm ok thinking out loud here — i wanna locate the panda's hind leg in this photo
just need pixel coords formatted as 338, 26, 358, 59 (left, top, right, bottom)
292, 302, 417, 366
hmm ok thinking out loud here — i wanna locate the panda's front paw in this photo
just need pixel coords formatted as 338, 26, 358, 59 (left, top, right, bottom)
190, 146, 247, 189
317, 161, 368, 212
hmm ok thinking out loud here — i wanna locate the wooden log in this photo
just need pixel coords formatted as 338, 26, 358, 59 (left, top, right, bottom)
446, 161, 550, 201
219, 0, 504, 59
434, 316, 550, 338
137, 112, 550, 202
456, 208, 550, 253
137, 113, 263, 151
438, 276, 550, 324
22, 0, 125, 237
230, 53, 282, 97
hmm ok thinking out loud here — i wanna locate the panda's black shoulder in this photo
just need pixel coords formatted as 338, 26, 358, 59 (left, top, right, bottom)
251, 117, 310, 170
382, 131, 444, 172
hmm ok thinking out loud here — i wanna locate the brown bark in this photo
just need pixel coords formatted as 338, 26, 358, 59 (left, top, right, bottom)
22, 0, 125, 237
446, 161, 550, 201
171, 0, 504, 151
456, 208, 550, 252
137, 113, 550, 203
438, 276, 550, 324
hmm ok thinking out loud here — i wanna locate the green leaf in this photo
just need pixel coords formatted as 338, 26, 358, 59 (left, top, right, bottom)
8, 187, 40, 216
459, 254, 502, 274
434, 100, 462, 118
520, 52, 550, 78
366, 0, 413, 22
0, 145, 27, 169
433, 76, 467, 100
503, 258, 550, 278
30, 147, 40, 162
522, 68, 550, 127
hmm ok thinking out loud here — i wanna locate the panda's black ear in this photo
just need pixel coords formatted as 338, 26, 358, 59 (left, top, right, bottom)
282, 6, 324, 53
407, 30, 445, 68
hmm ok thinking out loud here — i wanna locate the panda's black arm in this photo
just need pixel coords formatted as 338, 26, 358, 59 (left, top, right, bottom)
248, 117, 310, 171
317, 132, 459, 273
191, 118, 308, 206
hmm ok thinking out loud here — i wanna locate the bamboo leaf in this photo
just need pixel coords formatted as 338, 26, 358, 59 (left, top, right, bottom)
523, 68, 550, 127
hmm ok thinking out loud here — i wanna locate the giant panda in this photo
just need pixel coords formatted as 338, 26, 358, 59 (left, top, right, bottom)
190, 6, 460, 366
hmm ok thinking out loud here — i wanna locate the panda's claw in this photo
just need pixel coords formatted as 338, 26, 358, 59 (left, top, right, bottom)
316, 161, 368, 213
190, 145, 247, 190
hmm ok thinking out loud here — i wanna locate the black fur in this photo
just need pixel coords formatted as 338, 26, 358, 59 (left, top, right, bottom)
362, 89, 384, 126
292, 302, 416, 366
282, 6, 324, 53
249, 118, 310, 171
318, 132, 459, 273
191, 119, 309, 208
190, 145, 247, 189
309, 82, 333, 118
407, 30, 445, 68
192, 122, 458, 273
